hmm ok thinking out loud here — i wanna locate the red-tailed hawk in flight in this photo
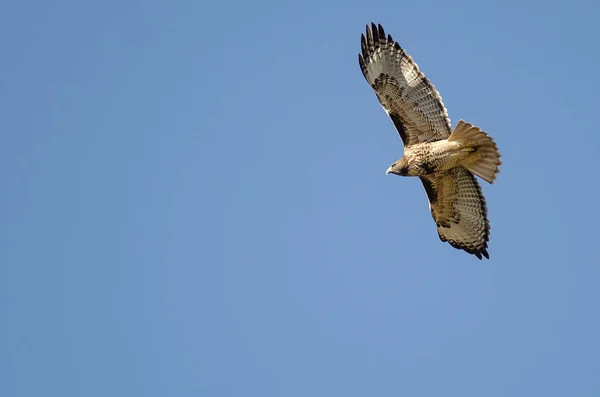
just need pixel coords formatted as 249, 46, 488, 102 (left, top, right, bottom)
358, 23, 502, 259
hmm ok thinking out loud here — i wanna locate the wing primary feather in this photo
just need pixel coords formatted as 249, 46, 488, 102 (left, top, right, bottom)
360, 34, 368, 58
371, 22, 379, 47
481, 249, 490, 259
378, 24, 385, 42
366, 24, 373, 48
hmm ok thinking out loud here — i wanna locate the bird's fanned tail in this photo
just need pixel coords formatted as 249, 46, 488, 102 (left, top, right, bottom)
448, 120, 502, 184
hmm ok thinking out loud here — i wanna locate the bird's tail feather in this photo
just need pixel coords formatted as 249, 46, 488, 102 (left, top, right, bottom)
448, 120, 501, 184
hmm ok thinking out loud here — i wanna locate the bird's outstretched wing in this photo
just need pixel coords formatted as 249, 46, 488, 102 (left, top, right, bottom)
359, 23, 452, 147
419, 167, 491, 259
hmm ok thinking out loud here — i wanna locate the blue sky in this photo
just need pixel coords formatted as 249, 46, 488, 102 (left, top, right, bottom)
2, 0, 599, 396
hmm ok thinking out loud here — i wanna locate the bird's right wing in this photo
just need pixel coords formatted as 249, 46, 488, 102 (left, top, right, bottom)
419, 167, 491, 259
359, 23, 453, 148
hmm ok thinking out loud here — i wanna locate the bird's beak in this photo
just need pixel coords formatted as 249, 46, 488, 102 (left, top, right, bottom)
386, 166, 393, 175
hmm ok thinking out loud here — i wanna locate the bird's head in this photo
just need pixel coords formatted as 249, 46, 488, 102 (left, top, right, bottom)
386, 158, 409, 176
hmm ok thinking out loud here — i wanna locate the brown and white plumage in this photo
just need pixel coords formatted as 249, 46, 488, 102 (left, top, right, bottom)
420, 168, 491, 259
358, 23, 501, 260
358, 23, 452, 146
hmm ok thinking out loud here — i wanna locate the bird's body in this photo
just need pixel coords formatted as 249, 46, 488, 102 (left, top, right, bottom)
358, 23, 502, 259
392, 140, 476, 177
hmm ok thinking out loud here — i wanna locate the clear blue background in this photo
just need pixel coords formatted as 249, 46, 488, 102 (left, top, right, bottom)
2, 0, 599, 396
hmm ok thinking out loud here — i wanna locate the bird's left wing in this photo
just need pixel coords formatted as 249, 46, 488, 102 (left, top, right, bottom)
359, 23, 452, 147
419, 167, 491, 259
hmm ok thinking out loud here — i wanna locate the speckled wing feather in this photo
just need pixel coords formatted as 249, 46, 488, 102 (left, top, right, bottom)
358, 23, 452, 147
419, 168, 490, 259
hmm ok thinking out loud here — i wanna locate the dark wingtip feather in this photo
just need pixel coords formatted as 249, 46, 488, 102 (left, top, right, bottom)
365, 23, 374, 46
481, 248, 490, 260
360, 33, 367, 57
371, 22, 378, 43
474, 251, 483, 260
378, 24, 385, 40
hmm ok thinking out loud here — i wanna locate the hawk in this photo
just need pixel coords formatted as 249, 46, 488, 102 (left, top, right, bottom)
358, 23, 501, 259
